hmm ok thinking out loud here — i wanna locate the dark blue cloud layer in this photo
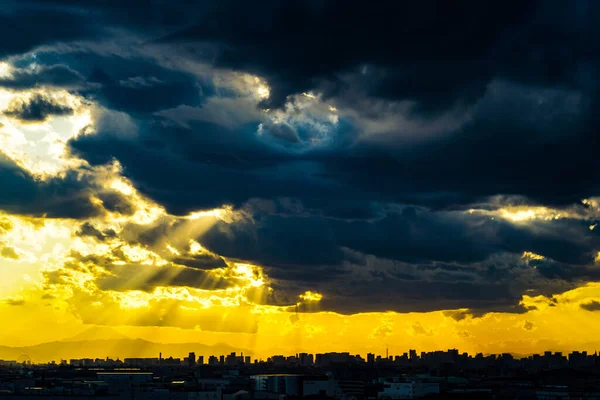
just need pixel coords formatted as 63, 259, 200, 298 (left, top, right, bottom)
0, 154, 133, 218
3, 93, 74, 122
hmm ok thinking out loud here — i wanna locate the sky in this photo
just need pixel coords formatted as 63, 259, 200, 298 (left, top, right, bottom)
1, 0, 600, 360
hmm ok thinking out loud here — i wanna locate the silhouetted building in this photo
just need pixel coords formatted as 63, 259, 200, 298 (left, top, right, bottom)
367, 353, 375, 364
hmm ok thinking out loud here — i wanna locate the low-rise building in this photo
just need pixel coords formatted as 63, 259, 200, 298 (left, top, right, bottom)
378, 382, 439, 399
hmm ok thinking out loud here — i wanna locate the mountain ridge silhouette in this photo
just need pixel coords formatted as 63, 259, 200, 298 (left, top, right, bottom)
0, 336, 250, 364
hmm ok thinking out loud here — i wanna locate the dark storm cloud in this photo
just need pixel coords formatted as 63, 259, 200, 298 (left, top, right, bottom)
443, 310, 472, 322
45, 250, 233, 293
198, 207, 599, 268
324, 81, 600, 209
101, 70, 202, 114
67, 78, 600, 215
96, 192, 136, 215
3, 93, 74, 122
0, 218, 13, 234
115, 216, 229, 270
0, 65, 86, 90
97, 263, 230, 292
0, 0, 220, 60
21, 0, 598, 214
84, 0, 594, 212
0, 6, 96, 58
270, 252, 577, 315
275, 264, 548, 315
311, 282, 532, 315
0, 244, 20, 260
99, 76, 201, 114
4, 298, 25, 306
76, 222, 117, 242
161, 0, 538, 109
260, 122, 300, 143
6, 49, 205, 115
117, 204, 599, 314
170, 254, 227, 270
0, 153, 134, 219
8, 0, 216, 37
69, 120, 348, 214
5, 0, 599, 117
580, 301, 600, 312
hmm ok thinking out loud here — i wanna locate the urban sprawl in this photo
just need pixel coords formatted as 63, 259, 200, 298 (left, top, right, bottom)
1, 349, 600, 398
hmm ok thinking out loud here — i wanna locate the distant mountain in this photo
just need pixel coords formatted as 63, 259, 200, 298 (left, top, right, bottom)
64, 326, 130, 342
0, 338, 250, 364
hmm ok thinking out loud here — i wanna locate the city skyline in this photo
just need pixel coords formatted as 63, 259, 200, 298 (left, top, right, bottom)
2, 325, 600, 366
3, 347, 600, 368
1, 0, 600, 359
3, 348, 600, 399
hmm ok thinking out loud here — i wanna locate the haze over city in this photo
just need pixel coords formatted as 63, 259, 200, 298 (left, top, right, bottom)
1, 0, 600, 365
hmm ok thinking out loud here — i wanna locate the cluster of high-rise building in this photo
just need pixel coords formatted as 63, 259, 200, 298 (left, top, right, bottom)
1, 349, 600, 399
21, 349, 600, 372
